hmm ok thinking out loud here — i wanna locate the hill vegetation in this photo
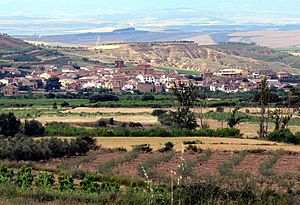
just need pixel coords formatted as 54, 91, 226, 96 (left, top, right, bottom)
79, 42, 300, 74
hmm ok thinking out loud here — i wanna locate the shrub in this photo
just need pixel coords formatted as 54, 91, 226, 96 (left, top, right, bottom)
129, 122, 143, 128
158, 142, 174, 153
109, 118, 114, 125
89, 94, 119, 103
24, 120, 45, 137
98, 119, 107, 128
16, 166, 33, 189
0, 113, 21, 137
0, 165, 13, 184
102, 181, 120, 192
132, 144, 152, 153
0, 137, 94, 161
61, 101, 70, 107
216, 107, 224, 113
183, 140, 202, 145
151, 109, 167, 117
58, 175, 75, 192
185, 145, 199, 153
35, 171, 54, 190
80, 174, 100, 193
268, 129, 300, 144
141, 94, 155, 101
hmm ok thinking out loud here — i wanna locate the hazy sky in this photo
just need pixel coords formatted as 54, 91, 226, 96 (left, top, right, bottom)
0, 0, 299, 35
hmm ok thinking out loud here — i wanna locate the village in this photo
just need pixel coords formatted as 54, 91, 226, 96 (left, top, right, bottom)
0, 60, 299, 96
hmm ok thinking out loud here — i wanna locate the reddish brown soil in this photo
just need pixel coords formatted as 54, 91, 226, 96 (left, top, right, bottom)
234, 154, 270, 176
194, 152, 233, 175
156, 153, 198, 176
79, 152, 126, 172
114, 153, 162, 179
273, 154, 300, 175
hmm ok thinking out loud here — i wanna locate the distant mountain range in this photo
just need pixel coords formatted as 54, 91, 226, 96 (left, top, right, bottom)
3, 35, 300, 75
16, 26, 300, 49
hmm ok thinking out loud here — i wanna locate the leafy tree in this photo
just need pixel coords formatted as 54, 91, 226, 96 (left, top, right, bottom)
24, 120, 45, 137
45, 77, 61, 92
36, 171, 54, 190
170, 82, 199, 130
227, 108, 241, 128
0, 113, 21, 137
16, 166, 33, 189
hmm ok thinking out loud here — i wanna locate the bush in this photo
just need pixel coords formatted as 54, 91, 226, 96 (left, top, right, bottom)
151, 109, 167, 117
0, 113, 21, 137
24, 120, 45, 137
80, 174, 100, 193
141, 94, 155, 101
61, 101, 70, 107
183, 140, 202, 145
185, 145, 199, 153
16, 166, 33, 189
158, 142, 174, 153
129, 122, 143, 128
0, 165, 13, 184
36, 172, 54, 190
132, 144, 152, 153
109, 118, 114, 125
58, 175, 75, 192
0, 137, 94, 161
89, 94, 119, 103
268, 129, 300, 144
216, 107, 224, 113
98, 119, 107, 128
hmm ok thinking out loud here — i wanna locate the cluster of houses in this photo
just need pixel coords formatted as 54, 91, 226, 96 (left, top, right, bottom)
0, 60, 300, 96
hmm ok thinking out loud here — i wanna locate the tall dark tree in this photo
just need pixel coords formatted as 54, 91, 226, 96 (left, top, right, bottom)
259, 78, 269, 139
0, 113, 21, 137
45, 77, 61, 92
24, 120, 45, 137
170, 82, 199, 130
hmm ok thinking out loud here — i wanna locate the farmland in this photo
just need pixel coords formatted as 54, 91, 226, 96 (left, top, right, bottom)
0, 94, 300, 204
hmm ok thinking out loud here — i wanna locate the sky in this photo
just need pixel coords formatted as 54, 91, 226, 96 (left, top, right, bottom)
0, 0, 300, 35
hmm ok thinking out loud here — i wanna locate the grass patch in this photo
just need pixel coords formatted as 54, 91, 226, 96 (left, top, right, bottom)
138, 152, 174, 181
218, 151, 247, 175
98, 152, 138, 174
178, 149, 213, 178
259, 150, 285, 176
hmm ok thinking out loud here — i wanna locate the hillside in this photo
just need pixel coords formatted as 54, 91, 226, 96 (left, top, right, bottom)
0, 34, 36, 53
77, 42, 300, 74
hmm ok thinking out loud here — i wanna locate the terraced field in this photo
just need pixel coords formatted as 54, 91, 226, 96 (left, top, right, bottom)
42, 148, 300, 192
